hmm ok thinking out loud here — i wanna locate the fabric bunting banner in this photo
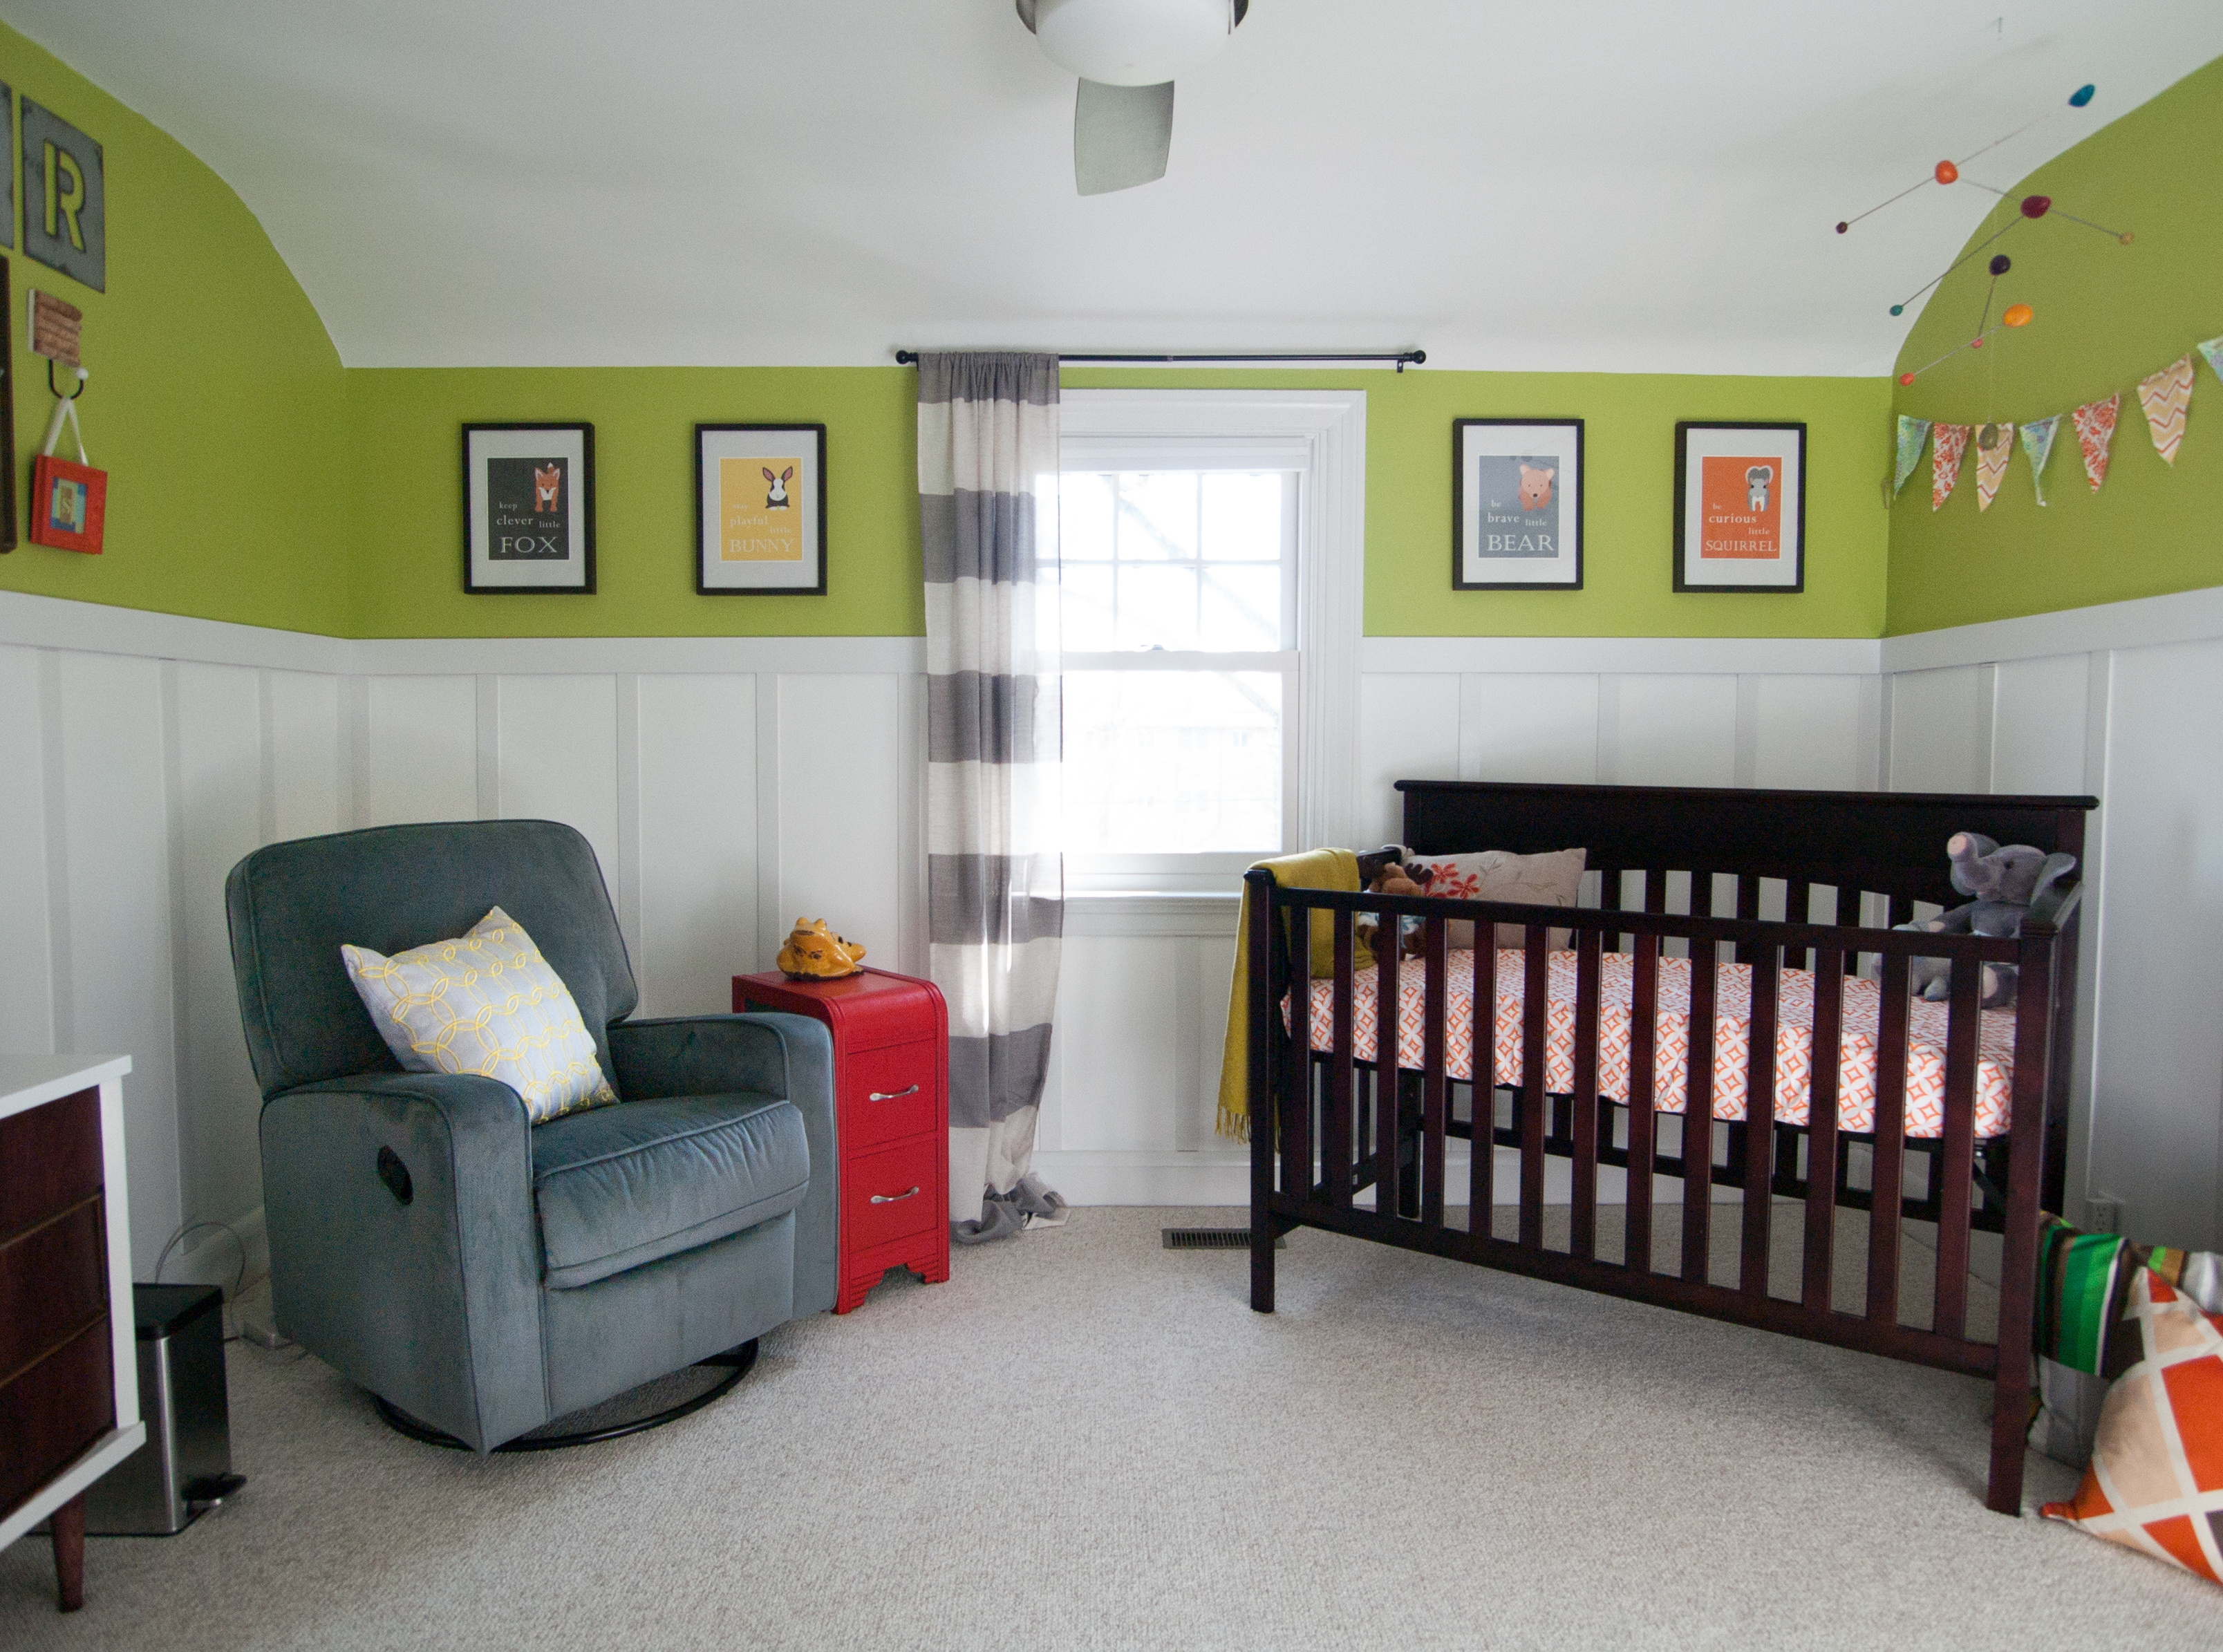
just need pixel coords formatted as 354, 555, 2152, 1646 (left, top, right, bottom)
2199, 335, 2223, 387
1974, 422, 2014, 512
2020, 415, 2060, 508
1931, 423, 1970, 511
2072, 394, 2120, 492
1893, 415, 1931, 496
2137, 354, 2195, 465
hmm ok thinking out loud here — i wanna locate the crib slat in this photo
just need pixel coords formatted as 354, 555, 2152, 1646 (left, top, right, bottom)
1284, 888, 1313, 1203
1421, 917, 1449, 1230
1570, 926, 1603, 1261
1740, 939, 1780, 1299
1644, 868, 1667, 915
1328, 907, 1356, 1209
1866, 952, 1912, 1327
1682, 941, 1718, 1284
1734, 874, 1757, 966
1520, 928, 1550, 1249
1933, 954, 1981, 1339
1802, 948, 1846, 1312
1785, 881, 1812, 969
1470, 939, 1496, 1232
1376, 908, 1400, 1220
1887, 894, 1913, 930
1626, 932, 1660, 1273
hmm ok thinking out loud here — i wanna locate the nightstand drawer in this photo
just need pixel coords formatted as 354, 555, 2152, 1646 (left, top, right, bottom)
844, 1137, 940, 1250
838, 1040, 939, 1152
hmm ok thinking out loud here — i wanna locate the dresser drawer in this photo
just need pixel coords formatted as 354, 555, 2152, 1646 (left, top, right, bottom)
838, 1040, 939, 1152
0, 1087, 101, 1242
0, 1315, 115, 1517
0, 1196, 106, 1383
843, 1136, 939, 1250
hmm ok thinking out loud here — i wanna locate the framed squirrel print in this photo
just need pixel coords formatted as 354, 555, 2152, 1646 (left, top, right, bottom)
463, 422, 594, 593
696, 423, 827, 594
1452, 418, 1584, 589
1672, 421, 1805, 592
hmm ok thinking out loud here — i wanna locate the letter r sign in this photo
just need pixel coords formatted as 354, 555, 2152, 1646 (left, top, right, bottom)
23, 99, 104, 292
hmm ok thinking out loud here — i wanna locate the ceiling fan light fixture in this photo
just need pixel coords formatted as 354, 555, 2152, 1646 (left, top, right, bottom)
1024, 0, 1239, 87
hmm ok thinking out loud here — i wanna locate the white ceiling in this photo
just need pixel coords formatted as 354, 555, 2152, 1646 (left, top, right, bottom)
10, 1, 2220, 373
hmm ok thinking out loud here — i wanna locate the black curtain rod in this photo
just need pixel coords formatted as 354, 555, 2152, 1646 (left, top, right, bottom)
892, 348, 1426, 373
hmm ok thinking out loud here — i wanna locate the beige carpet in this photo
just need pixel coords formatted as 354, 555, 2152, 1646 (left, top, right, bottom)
3, 1207, 2213, 1650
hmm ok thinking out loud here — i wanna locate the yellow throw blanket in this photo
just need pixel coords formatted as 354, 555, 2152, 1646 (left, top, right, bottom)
1215, 847, 1371, 1141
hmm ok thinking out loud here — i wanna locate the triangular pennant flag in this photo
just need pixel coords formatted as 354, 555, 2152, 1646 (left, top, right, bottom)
2199, 335, 2223, 387
2020, 415, 2061, 507
1975, 422, 2015, 511
1931, 423, 1970, 509
2072, 394, 2120, 491
1893, 416, 1931, 496
2137, 355, 2194, 464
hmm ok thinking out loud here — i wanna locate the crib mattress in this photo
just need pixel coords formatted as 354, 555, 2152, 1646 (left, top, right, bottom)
1293, 948, 2016, 1140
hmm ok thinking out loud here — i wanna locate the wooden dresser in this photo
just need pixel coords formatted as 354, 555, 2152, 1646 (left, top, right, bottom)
732, 968, 950, 1314
0, 1056, 142, 1613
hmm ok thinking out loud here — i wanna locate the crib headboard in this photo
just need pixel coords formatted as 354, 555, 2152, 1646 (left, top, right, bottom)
1394, 780, 2098, 912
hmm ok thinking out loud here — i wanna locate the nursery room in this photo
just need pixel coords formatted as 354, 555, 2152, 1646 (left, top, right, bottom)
3, 1, 2223, 1646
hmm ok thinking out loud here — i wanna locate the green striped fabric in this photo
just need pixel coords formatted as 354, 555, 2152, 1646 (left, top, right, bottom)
2035, 1217, 2131, 1377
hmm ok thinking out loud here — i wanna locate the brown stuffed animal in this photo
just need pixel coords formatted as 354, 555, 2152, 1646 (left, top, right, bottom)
776, 918, 867, 981
1360, 861, 1433, 955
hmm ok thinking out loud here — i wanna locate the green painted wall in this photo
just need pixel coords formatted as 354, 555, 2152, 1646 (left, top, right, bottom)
0, 25, 348, 634
347, 368, 921, 637
349, 363, 1890, 639
1886, 56, 2223, 635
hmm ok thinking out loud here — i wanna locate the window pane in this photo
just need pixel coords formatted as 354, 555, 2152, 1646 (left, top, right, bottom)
1116, 565, 1198, 650
1058, 563, 1116, 651
1062, 472, 1114, 562
1118, 473, 1199, 561
1063, 672, 1282, 853
1201, 472, 1282, 561
1200, 566, 1282, 652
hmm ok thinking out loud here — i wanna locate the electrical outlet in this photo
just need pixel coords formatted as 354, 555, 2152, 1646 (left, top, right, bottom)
2085, 1195, 2124, 1235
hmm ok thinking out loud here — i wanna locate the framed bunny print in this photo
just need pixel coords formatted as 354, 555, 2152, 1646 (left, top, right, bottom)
1452, 418, 1584, 590
463, 422, 595, 592
696, 423, 828, 594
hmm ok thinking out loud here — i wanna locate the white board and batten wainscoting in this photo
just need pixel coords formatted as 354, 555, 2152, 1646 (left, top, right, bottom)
3, 583, 2220, 1279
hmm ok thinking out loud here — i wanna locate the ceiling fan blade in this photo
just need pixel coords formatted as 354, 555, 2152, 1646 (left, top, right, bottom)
1073, 78, 1174, 196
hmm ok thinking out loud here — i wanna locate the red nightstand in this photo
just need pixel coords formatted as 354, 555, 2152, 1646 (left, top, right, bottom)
732, 967, 950, 1313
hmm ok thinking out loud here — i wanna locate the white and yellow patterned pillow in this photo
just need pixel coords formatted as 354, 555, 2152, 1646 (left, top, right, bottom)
341, 906, 617, 1124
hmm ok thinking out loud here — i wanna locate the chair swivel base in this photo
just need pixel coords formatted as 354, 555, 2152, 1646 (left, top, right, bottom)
373, 1340, 758, 1452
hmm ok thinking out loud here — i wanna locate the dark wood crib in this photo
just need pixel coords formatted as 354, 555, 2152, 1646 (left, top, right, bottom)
1244, 780, 2096, 1514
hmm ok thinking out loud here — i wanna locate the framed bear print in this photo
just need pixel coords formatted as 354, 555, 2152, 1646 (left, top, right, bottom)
697, 423, 828, 594
1452, 418, 1584, 589
1672, 420, 1805, 592
463, 422, 594, 592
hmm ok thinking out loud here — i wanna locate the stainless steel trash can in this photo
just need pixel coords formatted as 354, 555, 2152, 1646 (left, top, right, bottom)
82, 1284, 241, 1535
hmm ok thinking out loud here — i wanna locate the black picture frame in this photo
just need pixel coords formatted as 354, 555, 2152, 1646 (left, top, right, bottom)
0, 256, 15, 552
1451, 417, 1584, 590
695, 423, 829, 596
1671, 421, 1806, 594
461, 422, 595, 594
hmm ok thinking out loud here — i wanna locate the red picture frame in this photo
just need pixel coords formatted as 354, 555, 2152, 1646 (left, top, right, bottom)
29, 453, 105, 554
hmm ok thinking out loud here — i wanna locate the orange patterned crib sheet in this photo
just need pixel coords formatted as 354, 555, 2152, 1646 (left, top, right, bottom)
1293, 949, 2016, 1140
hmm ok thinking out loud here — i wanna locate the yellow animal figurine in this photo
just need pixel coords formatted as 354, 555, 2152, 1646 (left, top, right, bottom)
776, 918, 867, 982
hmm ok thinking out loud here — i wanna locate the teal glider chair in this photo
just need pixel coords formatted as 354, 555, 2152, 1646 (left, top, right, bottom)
225, 819, 838, 1451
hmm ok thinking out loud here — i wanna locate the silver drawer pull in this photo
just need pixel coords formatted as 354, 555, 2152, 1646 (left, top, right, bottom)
870, 1186, 921, 1205
866, 1083, 921, 1102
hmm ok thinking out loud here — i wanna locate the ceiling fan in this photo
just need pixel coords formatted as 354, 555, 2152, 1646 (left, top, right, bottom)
1015, 0, 1250, 196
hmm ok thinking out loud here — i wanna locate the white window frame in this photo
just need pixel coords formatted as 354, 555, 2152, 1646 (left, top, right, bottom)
1058, 388, 1366, 897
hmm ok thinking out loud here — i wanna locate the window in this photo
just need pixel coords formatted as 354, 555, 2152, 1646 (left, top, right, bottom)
1055, 391, 1365, 895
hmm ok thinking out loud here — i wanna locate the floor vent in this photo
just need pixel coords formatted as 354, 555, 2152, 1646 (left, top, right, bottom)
1161, 1228, 1285, 1250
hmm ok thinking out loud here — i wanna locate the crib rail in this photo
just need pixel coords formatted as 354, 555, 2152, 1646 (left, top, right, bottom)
1246, 870, 2079, 1516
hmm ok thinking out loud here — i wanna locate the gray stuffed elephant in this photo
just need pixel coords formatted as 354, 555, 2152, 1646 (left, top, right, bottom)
1899, 832, 2077, 1008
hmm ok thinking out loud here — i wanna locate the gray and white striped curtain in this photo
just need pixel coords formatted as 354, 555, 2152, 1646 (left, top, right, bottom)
918, 353, 1066, 1243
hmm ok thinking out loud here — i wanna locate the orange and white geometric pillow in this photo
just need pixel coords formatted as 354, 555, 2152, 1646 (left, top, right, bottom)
2044, 1270, 2223, 1584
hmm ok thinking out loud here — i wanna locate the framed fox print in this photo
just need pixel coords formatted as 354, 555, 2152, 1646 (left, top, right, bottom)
463, 422, 594, 592
1452, 418, 1583, 589
697, 423, 827, 594
1672, 421, 1805, 592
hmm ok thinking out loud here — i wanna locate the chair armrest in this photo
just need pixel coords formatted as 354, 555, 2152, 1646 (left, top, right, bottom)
608, 1014, 840, 1315
261, 1072, 545, 1451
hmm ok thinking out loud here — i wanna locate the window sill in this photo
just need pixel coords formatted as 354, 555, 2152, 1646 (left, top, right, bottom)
1062, 890, 1241, 939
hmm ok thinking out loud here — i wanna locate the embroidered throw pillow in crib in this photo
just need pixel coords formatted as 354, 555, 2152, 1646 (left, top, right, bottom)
2043, 1270, 2223, 1585
341, 906, 617, 1124
1407, 847, 1587, 950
